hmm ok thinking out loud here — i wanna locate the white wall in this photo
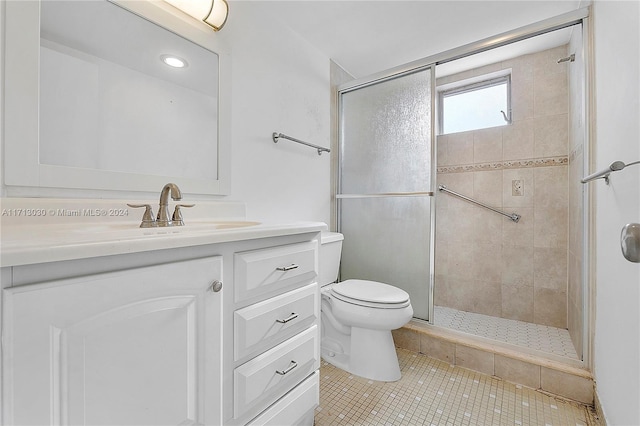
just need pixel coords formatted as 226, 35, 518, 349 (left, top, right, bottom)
0, 2, 332, 225
592, 1, 640, 424
217, 2, 331, 224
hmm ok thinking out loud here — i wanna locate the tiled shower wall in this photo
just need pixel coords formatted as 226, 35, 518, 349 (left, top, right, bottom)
435, 45, 569, 328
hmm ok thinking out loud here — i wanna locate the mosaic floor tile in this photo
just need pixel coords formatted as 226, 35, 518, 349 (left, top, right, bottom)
315, 349, 598, 426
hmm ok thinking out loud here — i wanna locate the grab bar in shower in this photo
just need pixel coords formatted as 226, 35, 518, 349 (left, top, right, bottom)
438, 185, 521, 223
272, 132, 330, 155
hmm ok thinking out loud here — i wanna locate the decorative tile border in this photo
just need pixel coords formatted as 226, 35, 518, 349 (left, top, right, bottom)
437, 156, 568, 174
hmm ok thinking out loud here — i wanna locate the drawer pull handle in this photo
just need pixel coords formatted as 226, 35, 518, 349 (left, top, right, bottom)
276, 360, 298, 376
276, 264, 299, 272
276, 313, 299, 324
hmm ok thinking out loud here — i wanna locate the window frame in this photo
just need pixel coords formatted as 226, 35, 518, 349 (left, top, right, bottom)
437, 73, 512, 135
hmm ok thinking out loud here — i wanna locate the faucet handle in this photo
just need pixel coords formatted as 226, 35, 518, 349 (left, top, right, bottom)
127, 204, 157, 228
172, 204, 195, 226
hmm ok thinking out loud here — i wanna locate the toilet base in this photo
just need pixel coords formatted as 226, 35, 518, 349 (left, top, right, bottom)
321, 327, 401, 382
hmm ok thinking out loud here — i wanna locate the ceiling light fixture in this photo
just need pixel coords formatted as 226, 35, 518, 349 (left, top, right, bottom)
163, 0, 229, 32
161, 54, 188, 68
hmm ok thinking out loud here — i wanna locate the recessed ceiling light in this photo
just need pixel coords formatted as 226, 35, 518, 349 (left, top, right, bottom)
161, 54, 188, 68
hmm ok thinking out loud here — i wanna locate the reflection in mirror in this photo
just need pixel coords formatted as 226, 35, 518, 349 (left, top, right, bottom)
39, 1, 219, 181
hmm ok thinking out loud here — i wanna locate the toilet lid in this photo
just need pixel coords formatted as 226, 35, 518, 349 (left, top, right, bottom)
331, 279, 410, 306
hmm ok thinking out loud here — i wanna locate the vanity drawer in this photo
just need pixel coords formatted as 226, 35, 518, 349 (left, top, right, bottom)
246, 371, 319, 426
233, 325, 319, 419
234, 283, 319, 361
234, 241, 317, 303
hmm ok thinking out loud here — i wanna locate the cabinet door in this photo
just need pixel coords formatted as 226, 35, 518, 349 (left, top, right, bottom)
3, 256, 222, 426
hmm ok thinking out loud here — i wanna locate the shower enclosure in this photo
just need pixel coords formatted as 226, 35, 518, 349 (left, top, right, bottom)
336, 10, 589, 363
336, 67, 435, 321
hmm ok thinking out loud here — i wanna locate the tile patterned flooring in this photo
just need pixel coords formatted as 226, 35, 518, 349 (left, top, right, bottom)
433, 306, 579, 360
314, 349, 598, 426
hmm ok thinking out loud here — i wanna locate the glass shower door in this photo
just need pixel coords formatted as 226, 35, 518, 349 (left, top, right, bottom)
337, 67, 435, 321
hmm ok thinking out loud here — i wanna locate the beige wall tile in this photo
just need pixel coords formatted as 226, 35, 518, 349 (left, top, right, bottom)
511, 78, 534, 122
534, 288, 567, 328
502, 246, 534, 286
568, 253, 583, 307
567, 297, 583, 358
472, 208, 503, 247
541, 367, 593, 404
502, 53, 534, 83
433, 274, 450, 307
474, 127, 503, 163
435, 278, 475, 312
534, 71, 568, 117
534, 166, 568, 209
533, 45, 568, 81
503, 207, 534, 247
420, 334, 456, 364
468, 280, 502, 316
434, 239, 449, 277
533, 247, 567, 291
502, 284, 534, 322
438, 172, 474, 202
534, 113, 568, 158
494, 355, 541, 389
473, 243, 503, 283
533, 205, 568, 249
502, 119, 534, 160
436, 135, 450, 166
473, 170, 503, 207
455, 345, 494, 375
447, 244, 475, 279
446, 131, 474, 165
503, 168, 534, 208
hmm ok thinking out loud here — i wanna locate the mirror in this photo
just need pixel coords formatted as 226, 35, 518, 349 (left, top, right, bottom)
3, 0, 230, 195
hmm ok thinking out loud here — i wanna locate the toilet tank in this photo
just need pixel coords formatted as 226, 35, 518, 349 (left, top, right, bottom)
319, 232, 344, 286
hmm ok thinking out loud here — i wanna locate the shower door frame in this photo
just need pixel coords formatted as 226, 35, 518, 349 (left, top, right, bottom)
334, 6, 593, 368
335, 65, 438, 322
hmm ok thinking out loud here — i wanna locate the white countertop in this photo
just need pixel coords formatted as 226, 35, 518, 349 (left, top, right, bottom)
0, 198, 327, 267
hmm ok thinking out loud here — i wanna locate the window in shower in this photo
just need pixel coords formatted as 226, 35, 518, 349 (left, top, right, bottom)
438, 73, 511, 134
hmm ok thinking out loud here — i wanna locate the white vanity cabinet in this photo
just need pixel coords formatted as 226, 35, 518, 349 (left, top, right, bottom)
2, 256, 223, 426
1, 222, 324, 426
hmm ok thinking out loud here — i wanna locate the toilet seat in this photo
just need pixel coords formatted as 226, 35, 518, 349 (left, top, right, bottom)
330, 279, 411, 309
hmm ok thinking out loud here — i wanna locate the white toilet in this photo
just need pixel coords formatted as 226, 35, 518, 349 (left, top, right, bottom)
319, 232, 413, 382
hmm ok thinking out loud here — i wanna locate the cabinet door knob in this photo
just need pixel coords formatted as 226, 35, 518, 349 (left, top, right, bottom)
276, 264, 299, 272
276, 360, 297, 376
209, 280, 223, 292
276, 313, 299, 324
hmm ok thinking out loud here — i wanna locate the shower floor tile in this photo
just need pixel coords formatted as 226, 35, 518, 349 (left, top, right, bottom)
315, 349, 598, 426
433, 306, 579, 359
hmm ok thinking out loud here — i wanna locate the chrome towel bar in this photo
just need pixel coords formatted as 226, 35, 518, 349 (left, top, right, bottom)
438, 185, 521, 223
581, 160, 640, 184
272, 132, 330, 155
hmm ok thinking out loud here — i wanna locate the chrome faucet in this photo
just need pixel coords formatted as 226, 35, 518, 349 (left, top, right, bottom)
127, 183, 194, 228
157, 183, 182, 227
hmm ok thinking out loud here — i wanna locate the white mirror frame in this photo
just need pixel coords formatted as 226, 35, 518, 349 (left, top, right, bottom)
3, 0, 231, 196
